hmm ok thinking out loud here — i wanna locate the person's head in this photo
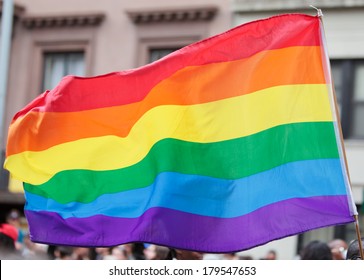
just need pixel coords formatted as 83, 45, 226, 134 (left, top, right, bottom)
95, 247, 112, 257
346, 238, 364, 260
167, 248, 203, 260
54, 246, 73, 260
73, 247, 91, 260
144, 244, 170, 260
111, 246, 128, 260
328, 239, 348, 260
0, 223, 22, 259
265, 250, 277, 260
223, 252, 238, 260
6, 209, 21, 228
301, 240, 333, 260
0, 223, 18, 251
131, 243, 146, 260
239, 255, 253, 260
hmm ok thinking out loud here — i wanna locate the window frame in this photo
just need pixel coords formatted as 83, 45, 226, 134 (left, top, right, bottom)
41, 51, 86, 92
148, 47, 181, 63
137, 36, 200, 67
29, 41, 92, 97
331, 59, 364, 139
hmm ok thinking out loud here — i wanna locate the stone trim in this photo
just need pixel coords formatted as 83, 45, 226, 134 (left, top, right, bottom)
127, 6, 218, 24
233, 0, 364, 12
0, 1, 25, 18
22, 13, 105, 29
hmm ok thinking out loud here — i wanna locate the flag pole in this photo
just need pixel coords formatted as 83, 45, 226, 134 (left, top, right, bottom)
312, 6, 364, 260
354, 216, 364, 259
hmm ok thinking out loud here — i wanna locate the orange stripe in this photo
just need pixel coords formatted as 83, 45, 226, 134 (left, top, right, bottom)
8, 46, 325, 155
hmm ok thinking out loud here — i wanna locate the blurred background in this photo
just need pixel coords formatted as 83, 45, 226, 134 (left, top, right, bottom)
0, 0, 363, 259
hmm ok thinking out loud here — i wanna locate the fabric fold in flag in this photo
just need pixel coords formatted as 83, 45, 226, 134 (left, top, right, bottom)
4, 13, 357, 253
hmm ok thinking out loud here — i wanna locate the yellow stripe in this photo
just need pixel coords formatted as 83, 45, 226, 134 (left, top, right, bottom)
8, 176, 24, 193
5, 84, 333, 185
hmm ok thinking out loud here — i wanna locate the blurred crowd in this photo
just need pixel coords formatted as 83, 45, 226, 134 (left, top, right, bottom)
0, 209, 363, 260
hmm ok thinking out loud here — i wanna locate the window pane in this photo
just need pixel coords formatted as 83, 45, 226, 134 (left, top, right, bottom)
331, 62, 343, 115
149, 48, 179, 63
66, 53, 85, 76
43, 53, 66, 91
352, 62, 364, 138
42, 52, 85, 91
352, 104, 364, 138
354, 62, 364, 101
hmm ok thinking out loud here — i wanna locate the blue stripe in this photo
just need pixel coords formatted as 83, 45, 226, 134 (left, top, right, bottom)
25, 159, 347, 219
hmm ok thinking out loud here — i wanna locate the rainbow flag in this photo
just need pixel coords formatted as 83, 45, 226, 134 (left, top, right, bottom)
4, 14, 357, 252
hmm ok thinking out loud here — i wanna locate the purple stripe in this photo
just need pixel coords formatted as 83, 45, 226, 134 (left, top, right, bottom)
25, 195, 354, 253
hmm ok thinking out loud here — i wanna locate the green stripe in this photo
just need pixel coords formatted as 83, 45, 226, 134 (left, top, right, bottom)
24, 122, 339, 204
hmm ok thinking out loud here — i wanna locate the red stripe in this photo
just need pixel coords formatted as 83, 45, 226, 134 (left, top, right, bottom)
13, 14, 320, 120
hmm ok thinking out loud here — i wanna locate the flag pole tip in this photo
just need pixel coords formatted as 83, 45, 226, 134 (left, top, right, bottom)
310, 5, 323, 17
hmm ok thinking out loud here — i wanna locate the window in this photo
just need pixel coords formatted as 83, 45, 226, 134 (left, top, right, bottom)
136, 37, 199, 67
42, 52, 85, 91
331, 60, 364, 139
128, 7, 217, 67
149, 48, 180, 63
